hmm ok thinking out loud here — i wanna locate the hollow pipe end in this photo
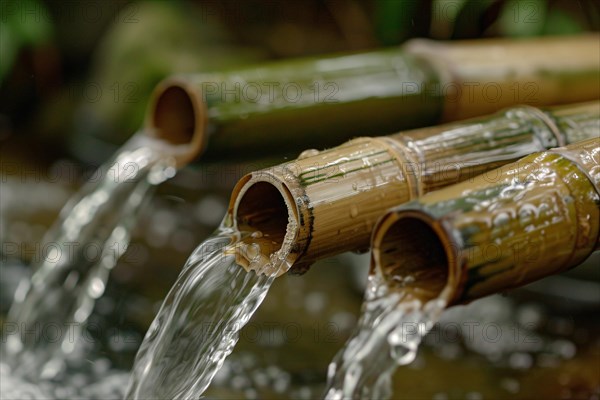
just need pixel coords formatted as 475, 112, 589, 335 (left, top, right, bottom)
371, 208, 464, 305
229, 170, 310, 277
145, 77, 208, 168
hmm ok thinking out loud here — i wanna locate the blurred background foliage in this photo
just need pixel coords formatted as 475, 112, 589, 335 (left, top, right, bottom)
1, 0, 598, 166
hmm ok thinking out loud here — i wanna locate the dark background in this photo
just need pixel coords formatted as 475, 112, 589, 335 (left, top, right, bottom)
2, 0, 599, 165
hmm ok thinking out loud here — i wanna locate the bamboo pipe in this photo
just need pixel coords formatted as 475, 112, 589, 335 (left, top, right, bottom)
228, 102, 600, 275
147, 35, 600, 161
371, 138, 600, 305
143, 83, 207, 167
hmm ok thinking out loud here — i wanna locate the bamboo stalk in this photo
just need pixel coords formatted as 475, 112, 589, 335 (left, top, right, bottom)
228, 102, 599, 275
147, 35, 600, 161
371, 138, 600, 305
405, 35, 600, 121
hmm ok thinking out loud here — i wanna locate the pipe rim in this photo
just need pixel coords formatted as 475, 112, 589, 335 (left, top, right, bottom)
145, 77, 208, 167
229, 170, 307, 277
371, 209, 463, 305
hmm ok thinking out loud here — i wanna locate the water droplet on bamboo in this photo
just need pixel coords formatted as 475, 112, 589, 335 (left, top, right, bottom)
493, 212, 510, 227
298, 149, 320, 159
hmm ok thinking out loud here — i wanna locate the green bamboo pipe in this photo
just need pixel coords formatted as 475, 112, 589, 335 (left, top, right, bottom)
146, 35, 600, 163
229, 101, 599, 275
371, 138, 600, 305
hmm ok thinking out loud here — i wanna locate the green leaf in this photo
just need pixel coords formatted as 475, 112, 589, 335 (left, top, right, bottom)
375, 0, 419, 45
0, 21, 17, 82
5, 0, 52, 45
498, 0, 547, 37
0, 0, 53, 83
450, 0, 496, 38
542, 8, 585, 35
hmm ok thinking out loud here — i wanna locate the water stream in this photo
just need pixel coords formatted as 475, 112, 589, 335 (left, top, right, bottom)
324, 268, 448, 399
125, 218, 296, 398
5, 131, 454, 400
2, 132, 180, 381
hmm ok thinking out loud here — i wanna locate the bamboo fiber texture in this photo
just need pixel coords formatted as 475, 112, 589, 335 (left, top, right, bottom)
148, 35, 600, 161
230, 102, 600, 274
371, 138, 600, 305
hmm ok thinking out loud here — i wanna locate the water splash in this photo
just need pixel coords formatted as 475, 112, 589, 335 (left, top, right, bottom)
125, 217, 296, 399
324, 270, 448, 399
2, 132, 180, 380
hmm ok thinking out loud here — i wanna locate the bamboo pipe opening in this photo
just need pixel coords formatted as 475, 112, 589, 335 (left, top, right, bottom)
146, 78, 207, 167
231, 175, 305, 276
372, 211, 460, 304
236, 182, 289, 246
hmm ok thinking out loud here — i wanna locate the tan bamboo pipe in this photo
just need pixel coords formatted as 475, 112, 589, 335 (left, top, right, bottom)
229, 102, 599, 275
145, 35, 600, 161
371, 138, 600, 305
405, 34, 600, 120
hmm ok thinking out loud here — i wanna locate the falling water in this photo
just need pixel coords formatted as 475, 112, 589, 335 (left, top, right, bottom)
2, 131, 181, 381
125, 217, 296, 399
324, 268, 449, 399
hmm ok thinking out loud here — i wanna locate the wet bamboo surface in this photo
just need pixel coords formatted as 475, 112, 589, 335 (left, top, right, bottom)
372, 138, 600, 305
230, 102, 599, 274
149, 35, 600, 160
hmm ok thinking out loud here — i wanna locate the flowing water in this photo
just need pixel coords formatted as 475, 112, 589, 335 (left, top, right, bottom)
5, 129, 448, 399
125, 217, 296, 399
324, 269, 448, 399
2, 131, 181, 381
